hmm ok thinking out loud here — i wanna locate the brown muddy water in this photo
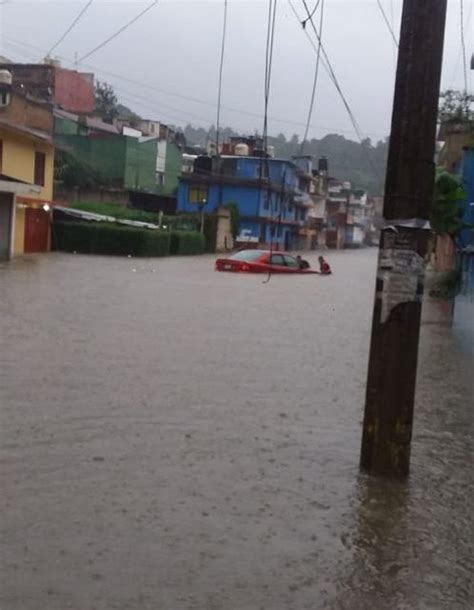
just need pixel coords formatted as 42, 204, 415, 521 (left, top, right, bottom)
0, 250, 472, 610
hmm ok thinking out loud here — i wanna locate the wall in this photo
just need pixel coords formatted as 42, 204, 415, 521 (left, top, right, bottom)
215, 206, 233, 252
54, 115, 79, 136
1, 91, 53, 135
453, 252, 473, 353
14, 204, 25, 254
53, 68, 94, 113
0, 128, 54, 200
161, 141, 182, 197
0, 64, 54, 103
124, 137, 157, 192
0, 64, 94, 114
55, 133, 127, 186
458, 148, 474, 249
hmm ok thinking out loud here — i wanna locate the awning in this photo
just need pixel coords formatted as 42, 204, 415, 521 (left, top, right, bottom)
0, 175, 42, 196
54, 206, 160, 230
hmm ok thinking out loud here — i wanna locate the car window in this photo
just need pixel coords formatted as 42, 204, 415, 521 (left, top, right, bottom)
283, 255, 299, 268
230, 250, 263, 261
269, 254, 285, 266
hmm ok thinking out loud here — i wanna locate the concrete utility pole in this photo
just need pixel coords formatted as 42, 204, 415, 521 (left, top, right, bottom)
360, 0, 448, 477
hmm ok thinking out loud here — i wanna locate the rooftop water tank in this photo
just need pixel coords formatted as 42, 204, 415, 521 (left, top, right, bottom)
234, 143, 249, 156
0, 69, 12, 88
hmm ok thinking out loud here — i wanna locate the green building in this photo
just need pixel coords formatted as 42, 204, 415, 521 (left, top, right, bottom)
54, 109, 182, 206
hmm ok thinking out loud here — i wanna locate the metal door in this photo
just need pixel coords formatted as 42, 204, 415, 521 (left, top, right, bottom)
0, 193, 13, 261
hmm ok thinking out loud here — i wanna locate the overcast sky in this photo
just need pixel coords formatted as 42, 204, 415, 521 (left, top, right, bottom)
1, 0, 472, 142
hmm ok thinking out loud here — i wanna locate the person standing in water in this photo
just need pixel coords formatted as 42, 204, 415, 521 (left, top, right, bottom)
296, 255, 310, 270
318, 256, 332, 275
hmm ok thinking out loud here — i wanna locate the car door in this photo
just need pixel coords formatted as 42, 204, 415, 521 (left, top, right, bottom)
268, 253, 288, 273
282, 254, 300, 272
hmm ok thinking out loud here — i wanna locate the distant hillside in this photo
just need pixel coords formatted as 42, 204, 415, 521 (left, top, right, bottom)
180, 124, 388, 195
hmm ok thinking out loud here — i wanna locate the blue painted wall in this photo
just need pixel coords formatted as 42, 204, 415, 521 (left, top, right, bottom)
177, 157, 303, 249
458, 148, 474, 248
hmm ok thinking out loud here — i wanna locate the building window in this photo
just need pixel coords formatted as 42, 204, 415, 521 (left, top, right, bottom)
0, 91, 10, 107
0, 139, 3, 173
34, 151, 46, 187
156, 172, 165, 186
262, 191, 270, 210
189, 186, 208, 204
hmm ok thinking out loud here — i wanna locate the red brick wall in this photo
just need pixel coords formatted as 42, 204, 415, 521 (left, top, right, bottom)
0, 92, 53, 134
53, 68, 94, 113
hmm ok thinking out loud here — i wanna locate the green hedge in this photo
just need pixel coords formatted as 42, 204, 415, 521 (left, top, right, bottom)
170, 231, 205, 255
53, 221, 169, 257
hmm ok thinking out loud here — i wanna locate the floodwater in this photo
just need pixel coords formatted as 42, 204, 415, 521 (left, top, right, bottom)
0, 250, 472, 610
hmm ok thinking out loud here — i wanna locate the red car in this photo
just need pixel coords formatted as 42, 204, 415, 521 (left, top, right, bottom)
215, 250, 318, 274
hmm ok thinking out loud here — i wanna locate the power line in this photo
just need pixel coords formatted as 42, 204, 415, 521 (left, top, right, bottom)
2, 33, 389, 140
460, 0, 468, 94
299, 0, 365, 142
215, 0, 228, 155
301, 0, 321, 29
45, 0, 94, 58
78, 1, 159, 62
448, 0, 472, 89
301, 0, 324, 152
296, 0, 383, 179
375, 0, 399, 48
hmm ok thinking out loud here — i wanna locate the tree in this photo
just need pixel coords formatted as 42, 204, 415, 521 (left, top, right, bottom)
95, 81, 119, 121
439, 89, 474, 124
431, 170, 468, 238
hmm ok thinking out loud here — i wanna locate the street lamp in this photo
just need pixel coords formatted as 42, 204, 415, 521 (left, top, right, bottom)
199, 197, 207, 234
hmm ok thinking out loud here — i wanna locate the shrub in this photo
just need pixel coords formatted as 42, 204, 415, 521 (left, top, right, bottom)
52, 221, 169, 257
169, 231, 205, 255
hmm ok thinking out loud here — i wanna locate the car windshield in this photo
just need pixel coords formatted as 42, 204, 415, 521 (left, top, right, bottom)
229, 250, 264, 261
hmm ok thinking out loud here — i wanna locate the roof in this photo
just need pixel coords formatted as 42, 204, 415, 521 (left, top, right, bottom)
218, 154, 297, 166
86, 116, 119, 134
54, 109, 120, 135
54, 108, 79, 122
0, 118, 52, 144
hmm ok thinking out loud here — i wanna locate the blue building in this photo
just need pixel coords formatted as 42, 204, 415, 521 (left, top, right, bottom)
455, 146, 474, 250
453, 145, 474, 350
177, 153, 307, 250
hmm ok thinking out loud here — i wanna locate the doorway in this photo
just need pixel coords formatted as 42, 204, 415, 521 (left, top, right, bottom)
24, 208, 49, 253
0, 193, 13, 261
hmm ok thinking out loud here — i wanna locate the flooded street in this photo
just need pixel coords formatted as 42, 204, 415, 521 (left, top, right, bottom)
0, 249, 472, 610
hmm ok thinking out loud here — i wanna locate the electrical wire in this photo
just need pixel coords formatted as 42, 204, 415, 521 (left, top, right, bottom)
460, 0, 468, 94
45, 0, 94, 58
300, 0, 324, 153
448, 0, 472, 89
375, 0, 398, 48
295, 0, 383, 181
215, 0, 228, 156
300, 0, 364, 141
301, 0, 320, 29
78, 1, 159, 62
3, 34, 388, 139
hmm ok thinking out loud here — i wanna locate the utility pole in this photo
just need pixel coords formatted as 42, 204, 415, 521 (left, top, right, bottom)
360, 0, 448, 477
